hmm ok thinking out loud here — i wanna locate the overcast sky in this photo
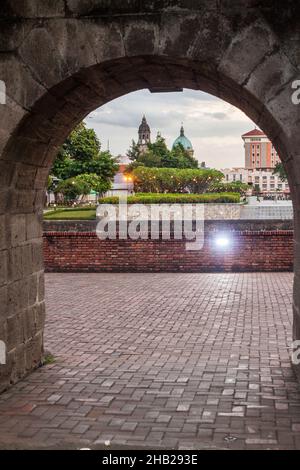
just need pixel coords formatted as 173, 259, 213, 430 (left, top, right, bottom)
85, 88, 256, 170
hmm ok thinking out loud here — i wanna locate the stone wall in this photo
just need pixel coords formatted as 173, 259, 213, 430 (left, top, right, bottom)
43, 227, 293, 273
1, 0, 300, 390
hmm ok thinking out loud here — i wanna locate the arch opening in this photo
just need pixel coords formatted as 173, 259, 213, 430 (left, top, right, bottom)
0, 53, 299, 390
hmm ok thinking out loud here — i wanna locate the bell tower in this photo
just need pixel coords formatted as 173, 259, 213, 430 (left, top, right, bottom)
138, 115, 151, 152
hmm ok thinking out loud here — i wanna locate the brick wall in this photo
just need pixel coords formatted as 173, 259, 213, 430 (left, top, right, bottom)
43, 230, 294, 273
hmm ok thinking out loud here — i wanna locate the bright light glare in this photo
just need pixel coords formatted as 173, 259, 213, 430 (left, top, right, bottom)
215, 236, 230, 248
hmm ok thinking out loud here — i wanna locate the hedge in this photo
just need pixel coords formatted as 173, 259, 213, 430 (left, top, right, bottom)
99, 192, 241, 204
129, 167, 224, 193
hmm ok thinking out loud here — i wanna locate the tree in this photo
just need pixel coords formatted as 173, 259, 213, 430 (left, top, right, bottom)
51, 122, 118, 181
127, 139, 141, 162
168, 143, 198, 169
75, 173, 111, 196
60, 122, 100, 163
147, 135, 170, 166
54, 173, 112, 204
126, 134, 199, 170
273, 162, 287, 182
55, 177, 91, 204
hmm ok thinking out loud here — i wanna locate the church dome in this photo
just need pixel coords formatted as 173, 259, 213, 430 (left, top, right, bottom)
172, 125, 193, 151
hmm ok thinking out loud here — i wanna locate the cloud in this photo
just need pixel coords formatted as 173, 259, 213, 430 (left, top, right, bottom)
203, 112, 228, 120
85, 88, 255, 168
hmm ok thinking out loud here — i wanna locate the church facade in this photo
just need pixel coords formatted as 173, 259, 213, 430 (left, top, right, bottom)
137, 115, 194, 157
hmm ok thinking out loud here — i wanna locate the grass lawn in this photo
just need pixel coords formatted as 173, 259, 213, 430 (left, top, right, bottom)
44, 207, 96, 220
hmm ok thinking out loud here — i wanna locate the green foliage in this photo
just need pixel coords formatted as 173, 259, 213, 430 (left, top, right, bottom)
51, 122, 118, 181
210, 180, 249, 195
55, 173, 111, 203
74, 173, 111, 195
41, 353, 56, 366
127, 139, 142, 162
44, 207, 96, 220
126, 135, 199, 169
55, 177, 91, 203
168, 143, 198, 169
130, 167, 224, 193
99, 193, 240, 204
47, 175, 53, 190
273, 162, 287, 182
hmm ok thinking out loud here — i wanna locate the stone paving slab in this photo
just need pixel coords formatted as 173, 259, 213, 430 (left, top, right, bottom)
0, 273, 299, 449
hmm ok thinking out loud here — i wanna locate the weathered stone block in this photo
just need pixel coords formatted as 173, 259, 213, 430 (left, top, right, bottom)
31, 241, 44, 272
0, 217, 6, 250
245, 51, 296, 106
5, 0, 65, 18
218, 20, 277, 85
0, 286, 8, 319
37, 271, 45, 303
0, 98, 27, 140
7, 278, 28, 316
9, 214, 26, 247
6, 313, 22, 351
7, 246, 23, 282
0, 55, 46, 110
0, 249, 8, 287
33, 301, 46, 333
0, 161, 15, 187
26, 214, 43, 241
15, 164, 37, 190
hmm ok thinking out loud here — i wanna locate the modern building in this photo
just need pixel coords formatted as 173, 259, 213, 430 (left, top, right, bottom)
242, 128, 281, 170
221, 167, 290, 194
172, 124, 194, 157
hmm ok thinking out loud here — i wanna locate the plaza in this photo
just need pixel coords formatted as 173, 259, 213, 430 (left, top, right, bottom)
0, 273, 299, 450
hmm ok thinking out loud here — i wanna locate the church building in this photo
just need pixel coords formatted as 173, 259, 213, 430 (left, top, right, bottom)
172, 124, 194, 157
138, 115, 151, 153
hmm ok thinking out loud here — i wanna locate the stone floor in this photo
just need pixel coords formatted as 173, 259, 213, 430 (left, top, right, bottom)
0, 272, 300, 450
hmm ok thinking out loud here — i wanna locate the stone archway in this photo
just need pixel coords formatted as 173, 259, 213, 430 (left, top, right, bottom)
1, 1, 300, 391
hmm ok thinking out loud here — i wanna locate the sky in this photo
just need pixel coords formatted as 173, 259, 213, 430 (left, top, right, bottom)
85, 88, 256, 170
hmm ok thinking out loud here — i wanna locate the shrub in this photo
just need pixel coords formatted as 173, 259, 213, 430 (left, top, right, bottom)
210, 181, 249, 195
129, 167, 224, 193
99, 192, 240, 204
55, 177, 91, 203
55, 173, 111, 203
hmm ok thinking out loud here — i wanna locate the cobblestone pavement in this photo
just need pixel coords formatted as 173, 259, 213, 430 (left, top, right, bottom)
0, 273, 300, 450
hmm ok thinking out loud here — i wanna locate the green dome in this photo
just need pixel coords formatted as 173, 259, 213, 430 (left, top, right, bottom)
172, 125, 193, 151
